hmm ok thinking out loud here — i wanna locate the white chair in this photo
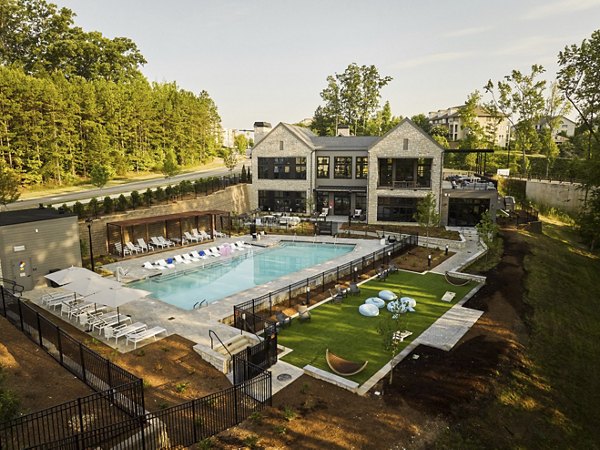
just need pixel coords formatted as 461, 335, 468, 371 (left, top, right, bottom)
143, 261, 164, 270
158, 236, 175, 247
155, 259, 175, 269
111, 322, 147, 343
352, 209, 363, 220
174, 254, 190, 264
126, 326, 168, 349
319, 207, 329, 218
199, 230, 212, 241
150, 237, 167, 249
236, 240, 252, 249
183, 253, 200, 262
184, 231, 201, 243
114, 242, 131, 256
137, 238, 154, 252
190, 250, 207, 260
126, 241, 142, 254
208, 246, 221, 257
214, 230, 226, 238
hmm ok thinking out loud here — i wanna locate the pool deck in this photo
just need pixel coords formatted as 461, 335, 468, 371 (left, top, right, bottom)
25, 229, 487, 396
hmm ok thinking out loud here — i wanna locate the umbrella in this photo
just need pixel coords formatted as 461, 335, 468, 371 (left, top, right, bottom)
63, 276, 121, 297
84, 285, 151, 324
44, 267, 101, 286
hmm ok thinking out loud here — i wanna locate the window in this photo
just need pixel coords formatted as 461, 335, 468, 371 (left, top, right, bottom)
378, 158, 393, 186
257, 157, 306, 180
403, 138, 409, 150
377, 197, 418, 222
416, 158, 432, 187
356, 157, 368, 179
317, 157, 330, 178
258, 190, 306, 213
334, 157, 352, 179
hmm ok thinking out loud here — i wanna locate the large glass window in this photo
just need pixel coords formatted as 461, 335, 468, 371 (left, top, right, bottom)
378, 159, 393, 186
416, 158, 432, 187
316, 192, 330, 212
376, 197, 418, 222
356, 157, 368, 179
258, 190, 306, 212
333, 193, 351, 215
355, 193, 367, 211
377, 158, 431, 188
317, 157, 330, 178
257, 157, 307, 180
334, 157, 352, 179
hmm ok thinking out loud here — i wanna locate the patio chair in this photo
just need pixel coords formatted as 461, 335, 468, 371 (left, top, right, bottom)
329, 288, 344, 304
388, 263, 399, 273
126, 241, 143, 254
352, 209, 363, 220
214, 230, 227, 238
155, 259, 175, 269
326, 349, 368, 377
335, 284, 349, 298
137, 238, 154, 252
190, 250, 207, 260
184, 231, 201, 243
126, 326, 168, 349
319, 207, 329, 218
208, 246, 221, 257
174, 254, 190, 264
158, 236, 175, 247
377, 267, 388, 281
236, 240, 252, 249
114, 242, 131, 256
150, 237, 167, 249
142, 261, 164, 270
183, 253, 200, 262
275, 312, 292, 329
199, 230, 212, 241
297, 304, 311, 322
349, 282, 361, 295
107, 322, 147, 343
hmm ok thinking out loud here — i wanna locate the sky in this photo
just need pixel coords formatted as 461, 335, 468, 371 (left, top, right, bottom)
54, 0, 600, 129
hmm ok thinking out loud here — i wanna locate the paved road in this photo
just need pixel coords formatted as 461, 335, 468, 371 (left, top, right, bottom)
8, 160, 249, 211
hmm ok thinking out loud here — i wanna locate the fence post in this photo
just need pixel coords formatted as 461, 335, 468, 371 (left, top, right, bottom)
0, 287, 5, 316
77, 397, 85, 443
37, 312, 43, 347
192, 399, 199, 442
80, 344, 87, 384
57, 326, 64, 365
322, 273, 325, 292
288, 286, 291, 306
17, 298, 24, 331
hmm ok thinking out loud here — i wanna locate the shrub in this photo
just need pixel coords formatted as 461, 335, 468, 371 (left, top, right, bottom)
117, 194, 128, 211
143, 188, 153, 206
103, 196, 114, 214
72, 201, 85, 218
130, 191, 141, 210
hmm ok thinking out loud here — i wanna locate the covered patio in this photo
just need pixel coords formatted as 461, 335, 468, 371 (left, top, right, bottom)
106, 210, 230, 257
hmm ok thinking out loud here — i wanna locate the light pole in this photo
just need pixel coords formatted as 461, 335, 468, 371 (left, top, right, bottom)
306, 286, 310, 305
86, 218, 95, 272
354, 267, 358, 283
387, 251, 391, 266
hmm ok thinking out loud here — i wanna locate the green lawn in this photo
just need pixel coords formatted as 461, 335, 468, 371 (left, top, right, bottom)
278, 271, 477, 385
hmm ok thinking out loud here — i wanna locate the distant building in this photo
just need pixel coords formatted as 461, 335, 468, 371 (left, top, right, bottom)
428, 106, 511, 148
222, 127, 254, 148
250, 119, 497, 227
535, 115, 576, 144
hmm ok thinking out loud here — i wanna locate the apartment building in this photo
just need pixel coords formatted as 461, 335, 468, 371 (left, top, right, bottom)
428, 106, 511, 148
250, 119, 497, 226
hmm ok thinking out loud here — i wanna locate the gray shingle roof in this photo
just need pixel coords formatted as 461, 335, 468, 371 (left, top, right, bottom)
311, 136, 379, 150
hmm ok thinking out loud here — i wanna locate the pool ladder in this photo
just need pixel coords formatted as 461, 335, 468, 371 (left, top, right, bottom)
193, 299, 207, 309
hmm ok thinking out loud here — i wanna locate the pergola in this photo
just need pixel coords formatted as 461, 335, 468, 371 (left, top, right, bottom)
106, 210, 230, 257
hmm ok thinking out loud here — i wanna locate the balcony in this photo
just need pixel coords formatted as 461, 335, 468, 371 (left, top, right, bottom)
378, 179, 432, 189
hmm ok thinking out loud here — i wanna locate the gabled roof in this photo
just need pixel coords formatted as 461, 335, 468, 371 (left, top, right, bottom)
369, 117, 446, 151
311, 136, 378, 150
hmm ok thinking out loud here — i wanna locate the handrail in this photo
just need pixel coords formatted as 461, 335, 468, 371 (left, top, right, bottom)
208, 329, 233, 357
0, 278, 24, 297
239, 313, 264, 342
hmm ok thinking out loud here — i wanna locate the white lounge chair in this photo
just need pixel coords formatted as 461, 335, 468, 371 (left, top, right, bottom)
126, 241, 143, 254
199, 230, 212, 241
208, 246, 221, 257
114, 242, 131, 256
214, 230, 226, 238
150, 237, 167, 249
190, 250, 207, 260
158, 236, 175, 247
184, 231, 201, 243
137, 238, 154, 252
236, 240, 252, 249
143, 261, 164, 270
110, 322, 147, 343
174, 254, 190, 264
95, 315, 131, 335
155, 259, 175, 269
126, 326, 167, 349
183, 253, 200, 263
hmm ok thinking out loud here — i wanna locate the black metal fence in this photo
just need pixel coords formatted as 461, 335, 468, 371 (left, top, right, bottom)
233, 235, 419, 332
233, 324, 278, 385
0, 286, 273, 449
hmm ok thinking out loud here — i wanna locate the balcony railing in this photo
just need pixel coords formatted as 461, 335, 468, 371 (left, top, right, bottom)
378, 180, 431, 189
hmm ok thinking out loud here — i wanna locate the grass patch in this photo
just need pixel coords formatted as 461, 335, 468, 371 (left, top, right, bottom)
278, 271, 476, 385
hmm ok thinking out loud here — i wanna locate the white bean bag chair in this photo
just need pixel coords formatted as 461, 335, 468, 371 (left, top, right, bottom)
359, 303, 380, 317
379, 290, 397, 302
401, 297, 416, 312
387, 300, 407, 314
365, 297, 386, 309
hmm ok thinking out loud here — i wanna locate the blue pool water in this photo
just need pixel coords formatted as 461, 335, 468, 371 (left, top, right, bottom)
131, 242, 354, 310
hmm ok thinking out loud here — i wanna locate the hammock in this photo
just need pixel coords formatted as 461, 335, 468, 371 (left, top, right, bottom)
444, 271, 470, 286
326, 349, 368, 377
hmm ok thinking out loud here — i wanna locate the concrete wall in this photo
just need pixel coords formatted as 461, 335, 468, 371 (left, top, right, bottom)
525, 180, 586, 214
0, 215, 81, 290
81, 184, 250, 258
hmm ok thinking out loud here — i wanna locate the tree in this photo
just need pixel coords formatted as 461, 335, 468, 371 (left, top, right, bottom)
234, 134, 248, 154
220, 147, 239, 172
410, 113, 432, 134
557, 29, 600, 158
377, 299, 407, 385
316, 63, 392, 136
475, 211, 499, 263
414, 192, 440, 248
0, 164, 20, 207
89, 163, 113, 188
130, 190, 140, 209
485, 65, 547, 173
576, 190, 600, 251
161, 149, 179, 178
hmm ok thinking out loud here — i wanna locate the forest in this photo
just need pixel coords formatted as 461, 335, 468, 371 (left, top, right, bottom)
0, 0, 223, 188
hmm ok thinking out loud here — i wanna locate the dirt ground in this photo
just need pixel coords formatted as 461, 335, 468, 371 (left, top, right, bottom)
0, 230, 528, 450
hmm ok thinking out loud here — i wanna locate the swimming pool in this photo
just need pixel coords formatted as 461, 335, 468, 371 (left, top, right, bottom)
131, 242, 354, 310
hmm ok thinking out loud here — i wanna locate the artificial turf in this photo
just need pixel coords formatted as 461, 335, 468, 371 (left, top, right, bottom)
278, 270, 478, 384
